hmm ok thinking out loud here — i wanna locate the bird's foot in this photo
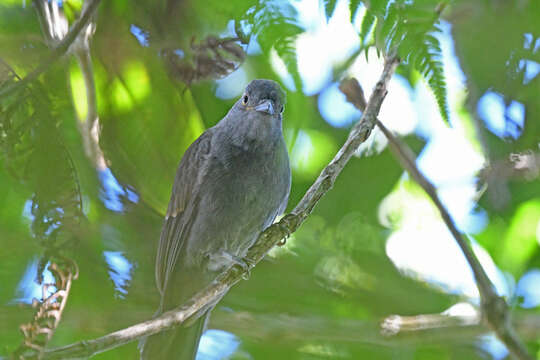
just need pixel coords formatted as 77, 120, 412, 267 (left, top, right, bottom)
206, 251, 253, 280
236, 256, 255, 280
276, 214, 294, 246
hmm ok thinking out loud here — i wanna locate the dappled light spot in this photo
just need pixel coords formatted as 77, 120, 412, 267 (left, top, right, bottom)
417, 129, 486, 232
477, 92, 524, 139
123, 62, 150, 102
22, 199, 35, 223
69, 62, 88, 120
381, 180, 509, 299
294, 0, 359, 95
98, 168, 139, 212
378, 178, 442, 229
22, 198, 64, 236
111, 79, 133, 112
110, 62, 151, 112
385, 222, 509, 300
478, 334, 509, 360
288, 129, 337, 180
129, 24, 149, 47
516, 269, 540, 308
215, 67, 247, 99
103, 251, 133, 299
497, 199, 540, 275
197, 329, 239, 360
318, 82, 360, 128
518, 59, 540, 85
379, 75, 418, 135
506, 100, 525, 136
13, 259, 55, 304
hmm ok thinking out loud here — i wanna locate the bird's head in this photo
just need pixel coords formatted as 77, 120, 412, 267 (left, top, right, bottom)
220, 79, 287, 149
236, 79, 286, 119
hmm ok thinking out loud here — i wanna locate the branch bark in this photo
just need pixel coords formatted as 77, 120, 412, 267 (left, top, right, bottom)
41, 55, 400, 359
339, 78, 533, 360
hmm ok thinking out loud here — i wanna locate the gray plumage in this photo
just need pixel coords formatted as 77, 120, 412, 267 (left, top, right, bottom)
141, 79, 291, 360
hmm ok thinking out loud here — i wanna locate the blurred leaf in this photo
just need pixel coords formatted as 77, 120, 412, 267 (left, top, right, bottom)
323, 0, 338, 21
0, 69, 83, 254
349, 0, 363, 22
289, 129, 337, 180
451, 0, 540, 151
499, 199, 540, 276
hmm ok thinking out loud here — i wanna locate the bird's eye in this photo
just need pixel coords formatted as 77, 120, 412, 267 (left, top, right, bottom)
242, 95, 249, 105
280, 105, 284, 114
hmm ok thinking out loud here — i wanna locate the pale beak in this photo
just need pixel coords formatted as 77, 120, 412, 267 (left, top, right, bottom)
254, 100, 274, 115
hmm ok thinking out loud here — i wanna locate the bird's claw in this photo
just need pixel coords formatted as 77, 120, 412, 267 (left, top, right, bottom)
276, 215, 294, 246
233, 257, 254, 280
206, 251, 253, 279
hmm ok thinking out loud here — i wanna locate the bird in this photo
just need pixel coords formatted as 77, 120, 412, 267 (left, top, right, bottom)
140, 79, 291, 360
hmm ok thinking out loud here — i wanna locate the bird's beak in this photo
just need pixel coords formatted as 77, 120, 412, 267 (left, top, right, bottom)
254, 100, 274, 115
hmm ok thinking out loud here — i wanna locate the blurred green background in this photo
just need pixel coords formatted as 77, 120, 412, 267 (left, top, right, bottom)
1, 0, 539, 359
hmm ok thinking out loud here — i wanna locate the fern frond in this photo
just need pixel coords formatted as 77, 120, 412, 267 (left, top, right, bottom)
358, 0, 449, 122
359, 11, 376, 45
0, 66, 83, 251
417, 50, 448, 122
349, 0, 362, 22
274, 30, 302, 90
254, 3, 303, 91
323, 0, 338, 21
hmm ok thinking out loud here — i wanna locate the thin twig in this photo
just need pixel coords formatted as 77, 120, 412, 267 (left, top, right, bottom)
41, 55, 400, 359
339, 77, 533, 360
214, 309, 540, 345
0, 0, 101, 98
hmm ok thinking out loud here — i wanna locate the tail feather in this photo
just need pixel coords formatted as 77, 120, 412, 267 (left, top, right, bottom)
140, 313, 208, 360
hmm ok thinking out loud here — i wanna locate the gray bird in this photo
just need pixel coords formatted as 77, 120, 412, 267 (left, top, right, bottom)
140, 79, 291, 360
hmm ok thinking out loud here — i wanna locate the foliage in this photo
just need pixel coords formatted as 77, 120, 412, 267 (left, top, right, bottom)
352, 0, 449, 122
0, 65, 83, 262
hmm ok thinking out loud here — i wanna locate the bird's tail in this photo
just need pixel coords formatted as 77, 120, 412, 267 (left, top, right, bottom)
140, 312, 208, 360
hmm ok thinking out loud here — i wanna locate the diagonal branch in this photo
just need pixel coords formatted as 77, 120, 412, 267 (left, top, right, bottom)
41, 55, 400, 359
339, 78, 533, 360
0, 0, 101, 98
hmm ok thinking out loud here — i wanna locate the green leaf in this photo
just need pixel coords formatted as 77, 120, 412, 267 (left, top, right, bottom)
323, 0, 339, 22
274, 34, 302, 91
359, 12, 376, 45
254, 4, 302, 91
349, 0, 362, 22
499, 199, 540, 276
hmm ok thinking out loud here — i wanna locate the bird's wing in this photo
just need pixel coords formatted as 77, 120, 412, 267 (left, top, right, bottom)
155, 129, 213, 296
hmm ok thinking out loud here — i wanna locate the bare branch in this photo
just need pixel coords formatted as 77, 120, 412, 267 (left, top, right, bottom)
215, 310, 483, 346
73, 38, 107, 170
339, 77, 533, 360
41, 55, 400, 359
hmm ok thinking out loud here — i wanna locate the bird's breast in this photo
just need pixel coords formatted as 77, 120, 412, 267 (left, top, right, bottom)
184, 142, 287, 264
